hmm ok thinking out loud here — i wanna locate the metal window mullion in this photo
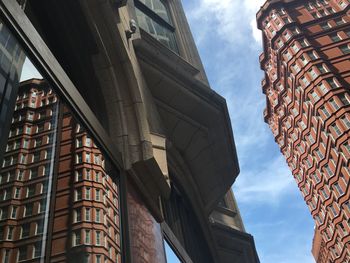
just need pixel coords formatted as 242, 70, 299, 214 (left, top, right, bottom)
135, 0, 175, 32
0, 0, 123, 172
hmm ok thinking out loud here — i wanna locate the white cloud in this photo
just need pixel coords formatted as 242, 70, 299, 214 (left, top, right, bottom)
233, 155, 295, 204
250, 18, 263, 44
187, 0, 265, 47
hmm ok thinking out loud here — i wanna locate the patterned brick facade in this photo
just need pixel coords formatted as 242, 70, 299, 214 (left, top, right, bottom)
0, 79, 121, 263
258, 1, 350, 262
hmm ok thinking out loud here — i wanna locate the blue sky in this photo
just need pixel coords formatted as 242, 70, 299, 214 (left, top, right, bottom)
182, 1, 316, 262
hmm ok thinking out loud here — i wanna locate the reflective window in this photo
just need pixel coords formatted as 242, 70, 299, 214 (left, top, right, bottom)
135, 0, 178, 53
0, 17, 122, 262
164, 239, 182, 263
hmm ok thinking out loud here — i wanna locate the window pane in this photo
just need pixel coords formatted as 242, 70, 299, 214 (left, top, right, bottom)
139, 0, 170, 22
164, 240, 182, 263
0, 17, 122, 262
135, 5, 178, 53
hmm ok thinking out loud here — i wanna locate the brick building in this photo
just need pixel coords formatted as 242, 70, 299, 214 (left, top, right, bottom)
0, 79, 121, 262
257, 0, 350, 262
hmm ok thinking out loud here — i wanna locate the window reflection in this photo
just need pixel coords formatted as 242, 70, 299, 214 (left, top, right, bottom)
135, 0, 179, 53
0, 19, 122, 263
0, 22, 26, 164
138, 0, 170, 22
164, 240, 181, 263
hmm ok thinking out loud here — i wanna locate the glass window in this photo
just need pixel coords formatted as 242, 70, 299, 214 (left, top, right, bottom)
25, 203, 33, 217
320, 106, 330, 118
86, 169, 91, 180
85, 187, 91, 200
330, 33, 341, 42
341, 116, 350, 128
75, 170, 83, 181
334, 183, 344, 195
76, 153, 82, 164
135, 0, 178, 53
0, 13, 122, 263
317, 64, 327, 74
18, 246, 27, 261
335, 17, 345, 25
307, 51, 317, 60
36, 220, 44, 234
21, 224, 30, 238
11, 206, 17, 218
96, 231, 101, 245
340, 44, 350, 54
85, 208, 91, 221
320, 22, 331, 30
74, 209, 81, 222
85, 153, 90, 163
331, 123, 342, 136
14, 187, 20, 199
96, 171, 101, 182
339, 94, 350, 105
85, 136, 91, 147
72, 231, 81, 246
7, 226, 14, 240
33, 242, 41, 258
96, 209, 101, 222
330, 98, 340, 110
85, 230, 91, 244
164, 239, 181, 263
96, 189, 101, 201
76, 138, 82, 148
75, 188, 82, 201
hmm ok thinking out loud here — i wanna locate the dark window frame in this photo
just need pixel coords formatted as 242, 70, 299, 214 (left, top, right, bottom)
134, 0, 179, 53
135, 0, 175, 32
161, 222, 193, 263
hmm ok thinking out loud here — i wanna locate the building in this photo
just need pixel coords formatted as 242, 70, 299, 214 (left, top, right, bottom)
1, 79, 122, 262
0, 1, 259, 263
257, 0, 350, 262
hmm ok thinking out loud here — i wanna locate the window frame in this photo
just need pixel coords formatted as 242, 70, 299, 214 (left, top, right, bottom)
161, 222, 193, 263
134, 0, 175, 33
134, 0, 179, 53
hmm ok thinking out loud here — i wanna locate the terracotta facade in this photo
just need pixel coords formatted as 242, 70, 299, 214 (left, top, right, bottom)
258, 1, 350, 262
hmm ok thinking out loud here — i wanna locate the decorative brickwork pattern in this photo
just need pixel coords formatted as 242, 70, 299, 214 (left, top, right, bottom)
258, 1, 350, 262
0, 79, 121, 263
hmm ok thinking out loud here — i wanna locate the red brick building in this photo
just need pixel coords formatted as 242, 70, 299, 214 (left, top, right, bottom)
257, 1, 350, 262
0, 79, 121, 262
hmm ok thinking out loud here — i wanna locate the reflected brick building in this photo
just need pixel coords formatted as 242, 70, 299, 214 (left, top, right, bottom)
0, 79, 121, 262
258, 0, 350, 262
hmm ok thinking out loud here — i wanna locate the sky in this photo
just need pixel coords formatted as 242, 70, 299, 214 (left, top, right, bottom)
20, 58, 42, 82
181, 1, 316, 262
